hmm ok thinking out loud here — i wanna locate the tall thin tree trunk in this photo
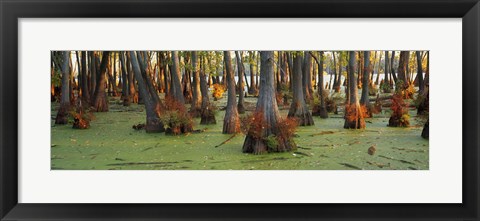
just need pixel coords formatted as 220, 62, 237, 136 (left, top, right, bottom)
235, 51, 246, 113
190, 51, 202, 117
92, 51, 110, 112
416, 51, 424, 93
360, 51, 372, 117
344, 51, 366, 129
55, 51, 71, 124
222, 51, 240, 134
170, 51, 185, 104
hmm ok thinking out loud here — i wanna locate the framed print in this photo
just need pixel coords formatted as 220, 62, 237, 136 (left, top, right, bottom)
1, 0, 479, 220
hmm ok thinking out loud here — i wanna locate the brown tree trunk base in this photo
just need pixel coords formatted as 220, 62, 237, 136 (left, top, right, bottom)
242, 135, 296, 154
288, 102, 314, 126
165, 124, 193, 135
421, 121, 429, 139
200, 108, 217, 125
222, 113, 240, 134
145, 118, 165, 133
55, 105, 70, 125
312, 104, 328, 119
93, 95, 109, 112
343, 104, 366, 129
237, 103, 245, 114
387, 116, 409, 127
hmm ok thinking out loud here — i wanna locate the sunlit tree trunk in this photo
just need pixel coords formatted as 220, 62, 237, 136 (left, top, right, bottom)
360, 51, 372, 117
344, 51, 366, 129
55, 51, 71, 124
129, 51, 164, 133
243, 51, 296, 154
92, 51, 110, 112
222, 51, 240, 134
416, 51, 424, 93
314, 51, 328, 118
190, 51, 202, 117
80, 51, 90, 105
200, 55, 216, 125
288, 52, 314, 126
390, 51, 397, 84
235, 51, 246, 113
248, 51, 258, 95
170, 51, 185, 104
119, 52, 130, 106
303, 51, 313, 100
397, 51, 409, 86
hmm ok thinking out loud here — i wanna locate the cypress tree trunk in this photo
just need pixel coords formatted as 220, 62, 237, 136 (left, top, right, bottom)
235, 51, 246, 113
129, 51, 164, 133
384, 51, 390, 84
390, 51, 397, 84
170, 51, 185, 104
55, 51, 71, 124
360, 51, 372, 117
222, 51, 240, 134
397, 51, 409, 86
303, 51, 313, 100
119, 52, 130, 106
316, 52, 328, 118
288, 52, 314, 126
200, 55, 216, 125
80, 51, 90, 105
92, 51, 110, 112
243, 51, 296, 154
333, 52, 342, 92
416, 51, 424, 93
190, 51, 202, 117
344, 51, 366, 129
248, 51, 258, 95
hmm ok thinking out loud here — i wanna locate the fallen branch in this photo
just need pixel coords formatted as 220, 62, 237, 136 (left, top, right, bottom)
215, 134, 237, 148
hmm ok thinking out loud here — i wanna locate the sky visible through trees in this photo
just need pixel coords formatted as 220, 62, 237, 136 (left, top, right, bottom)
51, 51, 429, 170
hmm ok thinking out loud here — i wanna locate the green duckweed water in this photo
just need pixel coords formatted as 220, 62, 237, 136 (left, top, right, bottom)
51, 96, 428, 170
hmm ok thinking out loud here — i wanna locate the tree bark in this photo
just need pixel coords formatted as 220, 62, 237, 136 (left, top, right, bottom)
200, 55, 216, 125
288, 52, 314, 126
344, 51, 366, 129
314, 51, 328, 118
235, 51, 246, 113
129, 51, 164, 133
170, 51, 185, 104
416, 51, 424, 93
119, 52, 130, 106
55, 51, 71, 124
222, 51, 240, 134
242, 51, 296, 154
92, 51, 110, 112
190, 51, 202, 117
360, 51, 372, 117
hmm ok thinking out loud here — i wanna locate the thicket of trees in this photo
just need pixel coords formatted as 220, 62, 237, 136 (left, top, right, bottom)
51, 51, 430, 154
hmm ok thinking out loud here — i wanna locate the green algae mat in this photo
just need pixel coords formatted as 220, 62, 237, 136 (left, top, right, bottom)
51, 98, 428, 170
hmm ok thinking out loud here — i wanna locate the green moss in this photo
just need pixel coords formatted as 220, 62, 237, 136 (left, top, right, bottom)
51, 97, 429, 170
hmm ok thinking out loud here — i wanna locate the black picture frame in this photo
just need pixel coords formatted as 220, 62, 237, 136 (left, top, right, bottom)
1, 0, 479, 220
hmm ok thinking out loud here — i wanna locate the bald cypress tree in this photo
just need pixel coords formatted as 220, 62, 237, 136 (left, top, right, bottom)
55, 51, 71, 124
243, 51, 296, 154
288, 52, 314, 126
92, 51, 110, 112
222, 51, 240, 134
344, 51, 366, 129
